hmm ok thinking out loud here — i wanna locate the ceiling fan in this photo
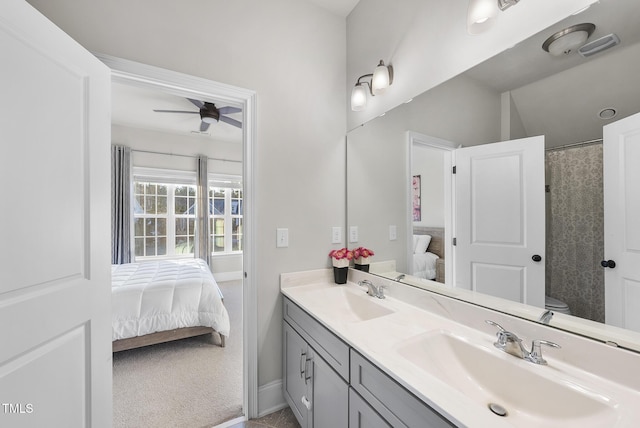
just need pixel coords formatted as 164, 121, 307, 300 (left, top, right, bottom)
153, 98, 242, 132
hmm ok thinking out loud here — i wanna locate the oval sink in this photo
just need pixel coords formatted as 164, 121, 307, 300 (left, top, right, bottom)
301, 286, 394, 322
395, 331, 617, 427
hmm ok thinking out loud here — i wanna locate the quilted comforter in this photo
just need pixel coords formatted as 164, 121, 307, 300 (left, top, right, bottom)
111, 259, 230, 341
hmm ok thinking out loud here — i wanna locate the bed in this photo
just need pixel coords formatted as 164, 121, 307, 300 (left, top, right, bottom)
412, 226, 445, 282
111, 258, 230, 352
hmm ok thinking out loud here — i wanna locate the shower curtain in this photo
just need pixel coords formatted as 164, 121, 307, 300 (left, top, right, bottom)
545, 143, 604, 322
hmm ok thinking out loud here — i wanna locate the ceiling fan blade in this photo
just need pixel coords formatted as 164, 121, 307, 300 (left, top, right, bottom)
188, 98, 204, 109
220, 115, 242, 128
153, 109, 199, 114
218, 106, 242, 114
200, 121, 210, 132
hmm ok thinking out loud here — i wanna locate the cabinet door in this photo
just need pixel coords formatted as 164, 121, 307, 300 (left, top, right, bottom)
309, 349, 348, 428
349, 388, 392, 428
283, 321, 310, 427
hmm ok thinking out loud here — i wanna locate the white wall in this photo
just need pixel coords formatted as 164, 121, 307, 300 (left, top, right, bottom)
27, 0, 347, 396
347, 0, 598, 129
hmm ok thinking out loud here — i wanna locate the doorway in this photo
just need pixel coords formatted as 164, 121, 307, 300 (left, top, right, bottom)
98, 54, 258, 425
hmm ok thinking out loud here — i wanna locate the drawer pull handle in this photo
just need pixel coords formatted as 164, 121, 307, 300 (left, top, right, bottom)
300, 352, 306, 378
304, 355, 312, 384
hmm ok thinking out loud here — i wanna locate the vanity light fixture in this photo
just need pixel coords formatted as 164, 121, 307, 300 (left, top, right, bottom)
350, 60, 394, 111
467, 0, 520, 35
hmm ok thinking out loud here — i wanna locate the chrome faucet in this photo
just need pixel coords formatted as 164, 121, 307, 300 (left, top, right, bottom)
485, 320, 561, 365
393, 274, 405, 282
539, 309, 554, 324
357, 280, 386, 299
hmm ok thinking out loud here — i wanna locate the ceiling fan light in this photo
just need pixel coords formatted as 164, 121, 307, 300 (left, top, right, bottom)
372, 61, 390, 95
202, 116, 217, 124
351, 84, 368, 111
467, 0, 497, 35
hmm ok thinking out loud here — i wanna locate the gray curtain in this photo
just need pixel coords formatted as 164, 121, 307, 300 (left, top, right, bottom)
545, 143, 604, 322
111, 145, 132, 264
196, 155, 211, 266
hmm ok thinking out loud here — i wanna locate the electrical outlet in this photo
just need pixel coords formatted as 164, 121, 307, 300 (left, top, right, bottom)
332, 227, 342, 244
276, 228, 289, 248
389, 225, 397, 241
349, 226, 358, 243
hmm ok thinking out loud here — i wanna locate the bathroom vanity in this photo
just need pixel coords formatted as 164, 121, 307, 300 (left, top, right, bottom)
281, 268, 640, 428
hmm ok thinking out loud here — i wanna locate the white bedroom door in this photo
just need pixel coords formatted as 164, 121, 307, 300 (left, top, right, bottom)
455, 136, 546, 308
603, 112, 640, 332
0, 2, 112, 427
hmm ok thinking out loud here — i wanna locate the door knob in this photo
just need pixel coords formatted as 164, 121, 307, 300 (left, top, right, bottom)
601, 260, 616, 268
532, 255, 542, 262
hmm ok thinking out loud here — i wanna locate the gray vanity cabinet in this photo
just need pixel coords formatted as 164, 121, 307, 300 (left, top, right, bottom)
283, 296, 456, 428
283, 321, 311, 427
283, 298, 349, 428
349, 388, 392, 428
350, 350, 456, 428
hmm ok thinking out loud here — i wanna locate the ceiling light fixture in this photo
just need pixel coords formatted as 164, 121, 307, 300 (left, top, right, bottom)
542, 23, 595, 56
467, 0, 520, 35
350, 60, 394, 111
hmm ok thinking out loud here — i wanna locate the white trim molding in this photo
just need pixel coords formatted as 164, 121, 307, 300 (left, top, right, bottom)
96, 53, 259, 418
257, 379, 288, 418
406, 131, 457, 286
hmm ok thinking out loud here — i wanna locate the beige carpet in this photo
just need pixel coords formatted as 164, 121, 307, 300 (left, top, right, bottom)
112, 280, 244, 428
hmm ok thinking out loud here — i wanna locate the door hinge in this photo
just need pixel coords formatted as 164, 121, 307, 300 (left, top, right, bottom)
452, 166, 457, 174
453, 237, 457, 246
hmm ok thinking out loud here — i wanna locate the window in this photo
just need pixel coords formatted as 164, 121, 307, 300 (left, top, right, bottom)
133, 179, 197, 259
209, 176, 243, 254
132, 169, 242, 260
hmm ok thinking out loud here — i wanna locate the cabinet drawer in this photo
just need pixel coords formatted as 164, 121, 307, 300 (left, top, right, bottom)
350, 350, 456, 428
349, 388, 392, 428
283, 296, 350, 381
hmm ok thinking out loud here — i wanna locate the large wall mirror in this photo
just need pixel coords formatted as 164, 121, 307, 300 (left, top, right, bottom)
347, 0, 640, 351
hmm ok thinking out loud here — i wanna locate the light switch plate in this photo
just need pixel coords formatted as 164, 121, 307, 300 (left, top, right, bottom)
389, 225, 397, 241
332, 227, 342, 244
349, 226, 358, 243
276, 228, 289, 248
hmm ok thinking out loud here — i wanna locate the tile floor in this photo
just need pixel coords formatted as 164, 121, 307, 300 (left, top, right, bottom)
228, 407, 300, 428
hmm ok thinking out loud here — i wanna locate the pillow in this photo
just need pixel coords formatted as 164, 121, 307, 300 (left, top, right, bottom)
413, 235, 419, 252
414, 234, 431, 254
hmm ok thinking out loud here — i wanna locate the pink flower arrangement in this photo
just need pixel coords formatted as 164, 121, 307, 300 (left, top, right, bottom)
352, 247, 374, 259
329, 248, 353, 268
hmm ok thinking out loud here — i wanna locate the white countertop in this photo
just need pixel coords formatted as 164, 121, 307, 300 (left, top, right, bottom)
281, 268, 640, 428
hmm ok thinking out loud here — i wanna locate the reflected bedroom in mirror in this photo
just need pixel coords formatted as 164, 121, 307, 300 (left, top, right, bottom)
347, 0, 640, 351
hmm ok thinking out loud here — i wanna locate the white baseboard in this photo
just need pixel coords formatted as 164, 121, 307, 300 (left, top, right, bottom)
257, 379, 287, 418
213, 271, 243, 283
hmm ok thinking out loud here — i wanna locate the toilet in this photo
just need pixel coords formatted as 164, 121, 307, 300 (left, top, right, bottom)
545, 295, 571, 315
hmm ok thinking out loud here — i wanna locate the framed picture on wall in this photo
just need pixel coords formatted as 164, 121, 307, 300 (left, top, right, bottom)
412, 175, 421, 221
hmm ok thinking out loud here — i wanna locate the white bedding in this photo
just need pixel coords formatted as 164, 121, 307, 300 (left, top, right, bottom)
111, 259, 230, 341
413, 251, 439, 280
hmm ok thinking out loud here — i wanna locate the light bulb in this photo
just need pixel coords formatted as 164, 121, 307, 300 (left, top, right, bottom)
372, 61, 390, 95
351, 84, 368, 111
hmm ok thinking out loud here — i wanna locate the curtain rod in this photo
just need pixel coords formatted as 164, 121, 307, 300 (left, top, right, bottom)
545, 138, 602, 152
131, 148, 242, 163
